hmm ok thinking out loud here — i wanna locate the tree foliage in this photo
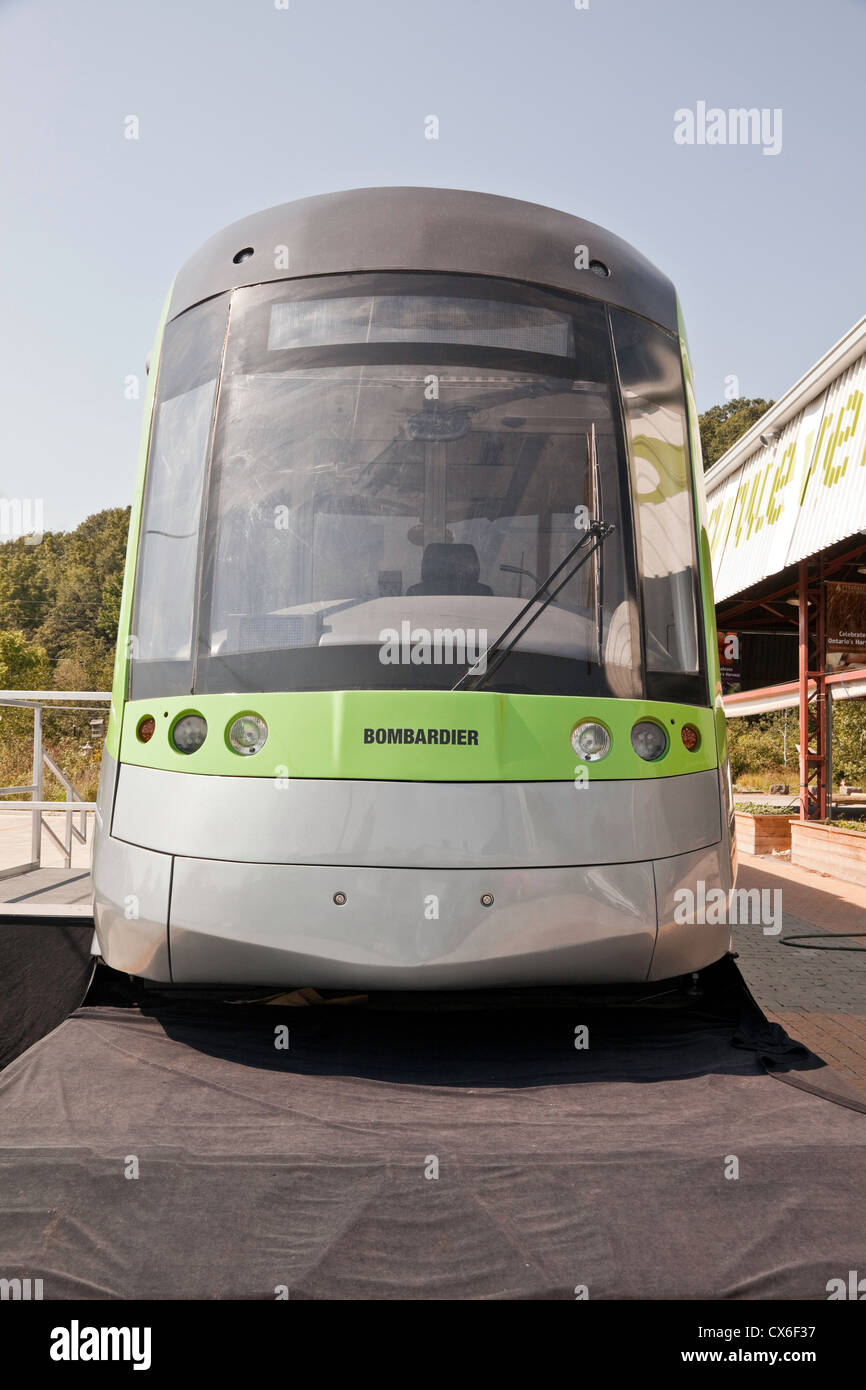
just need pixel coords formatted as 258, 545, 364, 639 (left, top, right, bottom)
0, 511, 130, 794
0, 508, 129, 690
0, 629, 51, 690
727, 706, 866, 786
833, 700, 866, 784
726, 711, 791, 783
699, 397, 774, 471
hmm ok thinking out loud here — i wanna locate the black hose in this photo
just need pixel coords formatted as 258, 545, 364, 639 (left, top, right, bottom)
781, 933, 866, 952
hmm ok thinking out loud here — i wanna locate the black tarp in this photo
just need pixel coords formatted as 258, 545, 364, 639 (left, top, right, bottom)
0, 957, 864, 1300
0, 920, 94, 1070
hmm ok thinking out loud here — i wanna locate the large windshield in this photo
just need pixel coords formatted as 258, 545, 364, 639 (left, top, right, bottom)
130, 273, 700, 701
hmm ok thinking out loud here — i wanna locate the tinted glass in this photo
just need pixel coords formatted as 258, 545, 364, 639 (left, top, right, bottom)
192, 275, 640, 697
611, 309, 704, 703
129, 275, 707, 705
131, 295, 228, 686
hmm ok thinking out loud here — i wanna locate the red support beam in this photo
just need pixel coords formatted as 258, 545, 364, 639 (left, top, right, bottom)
722, 666, 866, 714
797, 558, 829, 820
799, 561, 809, 820
716, 540, 866, 631
817, 560, 827, 820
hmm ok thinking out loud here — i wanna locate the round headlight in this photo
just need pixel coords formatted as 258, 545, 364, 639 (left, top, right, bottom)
631, 720, 667, 761
171, 714, 207, 754
570, 720, 611, 762
228, 714, 268, 756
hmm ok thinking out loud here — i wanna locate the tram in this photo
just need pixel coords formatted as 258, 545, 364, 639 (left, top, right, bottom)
92, 187, 735, 987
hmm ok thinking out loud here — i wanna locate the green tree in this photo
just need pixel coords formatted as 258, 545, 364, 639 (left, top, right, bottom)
833, 701, 866, 784
727, 703, 866, 788
54, 635, 115, 692
0, 537, 52, 634
0, 509, 130, 788
0, 629, 52, 754
0, 629, 51, 690
726, 710, 790, 783
33, 508, 130, 669
699, 397, 774, 471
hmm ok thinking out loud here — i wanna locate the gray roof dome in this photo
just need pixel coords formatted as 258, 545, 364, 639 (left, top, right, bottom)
168, 186, 677, 332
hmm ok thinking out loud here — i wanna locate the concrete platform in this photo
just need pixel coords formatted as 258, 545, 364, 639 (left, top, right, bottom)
0, 867, 93, 917
0, 807, 93, 915
0, 807, 91, 872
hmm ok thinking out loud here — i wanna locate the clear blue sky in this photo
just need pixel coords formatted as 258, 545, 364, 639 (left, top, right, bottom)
1, 0, 864, 531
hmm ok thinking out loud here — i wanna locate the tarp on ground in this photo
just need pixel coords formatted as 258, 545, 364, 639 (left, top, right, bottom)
0, 961, 863, 1300
0, 921, 94, 1070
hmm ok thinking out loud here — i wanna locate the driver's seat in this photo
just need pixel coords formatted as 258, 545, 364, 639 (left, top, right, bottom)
407, 543, 493, 596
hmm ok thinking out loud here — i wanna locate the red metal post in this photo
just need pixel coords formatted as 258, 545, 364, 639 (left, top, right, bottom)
816, 557, 827, 820
798, 558, 828, 820
798, 560, 809, 820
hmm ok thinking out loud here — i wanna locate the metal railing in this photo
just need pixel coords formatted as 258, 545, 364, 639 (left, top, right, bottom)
0, 690, 110, 877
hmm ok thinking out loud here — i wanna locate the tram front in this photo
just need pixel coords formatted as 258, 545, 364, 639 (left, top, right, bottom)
93, 187, 734, 987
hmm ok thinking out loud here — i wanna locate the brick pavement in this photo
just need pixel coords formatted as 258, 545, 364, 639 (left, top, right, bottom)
733, 852, 866, 1088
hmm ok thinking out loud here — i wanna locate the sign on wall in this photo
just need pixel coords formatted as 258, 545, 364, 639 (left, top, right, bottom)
707, 349, 866, 603
718, 630, 741, 693
825, 581, 866, 658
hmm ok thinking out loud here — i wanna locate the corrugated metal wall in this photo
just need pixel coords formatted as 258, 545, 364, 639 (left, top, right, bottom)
707, 352, 866, 601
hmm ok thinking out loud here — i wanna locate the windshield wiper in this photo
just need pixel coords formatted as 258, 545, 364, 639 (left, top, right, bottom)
587, 421, 604, 667
452, 519, 615, 692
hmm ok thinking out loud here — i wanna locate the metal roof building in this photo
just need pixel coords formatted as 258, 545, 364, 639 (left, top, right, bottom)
705, 314, 866, 817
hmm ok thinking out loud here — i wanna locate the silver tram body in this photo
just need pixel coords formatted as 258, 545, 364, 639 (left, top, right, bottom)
93, 188, 736, 988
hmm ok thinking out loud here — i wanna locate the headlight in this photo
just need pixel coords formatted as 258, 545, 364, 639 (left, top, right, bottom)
171, 714, 208, 754
228, 714, 268, 756
570, 720, 611, 762
631, 720, 667, 761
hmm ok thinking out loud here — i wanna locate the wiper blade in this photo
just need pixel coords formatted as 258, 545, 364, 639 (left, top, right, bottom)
452, 519, 615, 692
587, 421, 604, 666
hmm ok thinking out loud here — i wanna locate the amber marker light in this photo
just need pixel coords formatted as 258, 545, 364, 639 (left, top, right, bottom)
681, 724, 700, 752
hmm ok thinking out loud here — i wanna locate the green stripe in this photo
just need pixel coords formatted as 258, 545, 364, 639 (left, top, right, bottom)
104, 287, 173, 760
120, 690, 718, 782
677, 295, 729, 769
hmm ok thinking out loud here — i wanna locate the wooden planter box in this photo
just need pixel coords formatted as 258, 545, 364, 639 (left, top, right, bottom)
734, 812, 793, 856
791, 819, 866, 886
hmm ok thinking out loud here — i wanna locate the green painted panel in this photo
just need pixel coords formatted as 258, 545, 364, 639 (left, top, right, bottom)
677, 298, 723, 700
104, 288, 173, 759
677, 297, 729, 781
119, 690, 719, 782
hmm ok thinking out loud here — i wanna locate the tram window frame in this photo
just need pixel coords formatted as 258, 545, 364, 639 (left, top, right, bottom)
129, 275, 711, 706
609, 307, 709, 708
187, 274, 644, 700
129, 293, 230, 700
